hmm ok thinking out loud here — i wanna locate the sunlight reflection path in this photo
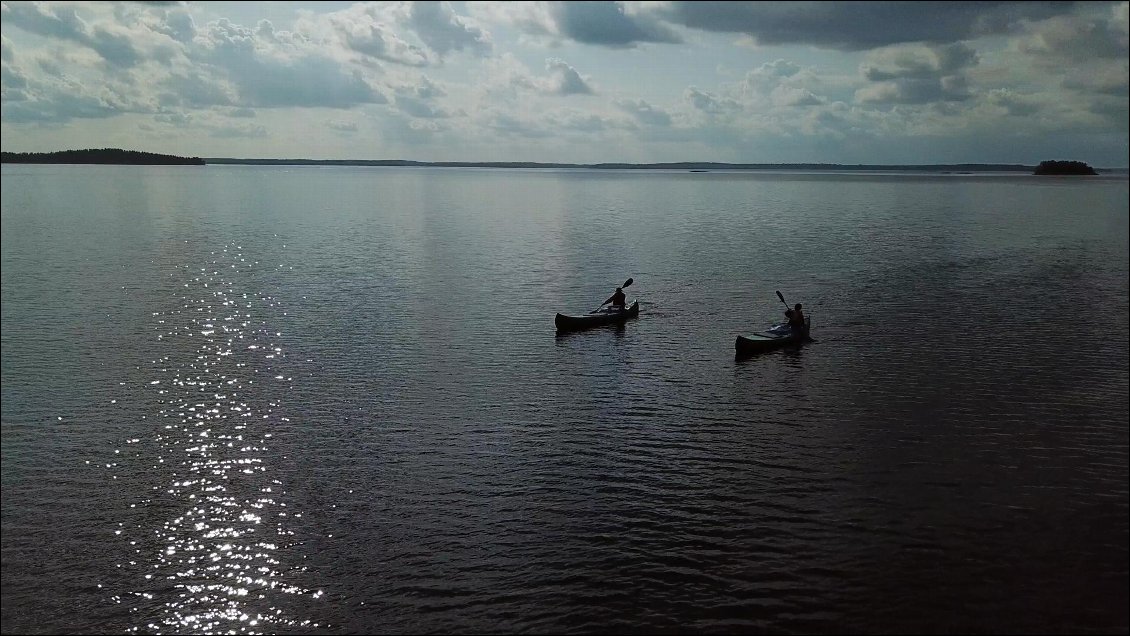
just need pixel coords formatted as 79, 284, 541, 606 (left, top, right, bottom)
108, 242, 321, 634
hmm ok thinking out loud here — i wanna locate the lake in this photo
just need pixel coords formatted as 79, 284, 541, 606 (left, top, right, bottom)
2, 164, 1127, 634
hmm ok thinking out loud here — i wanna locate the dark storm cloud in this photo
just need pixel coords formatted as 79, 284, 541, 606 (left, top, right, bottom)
1018, 12, 1129, 62
550, 1, 681, 48
856, 43, 978, 105
862, 43, 978, 81
655, 1, 1083, 50
987, 89, 1042, 116
857, 75, 973, 105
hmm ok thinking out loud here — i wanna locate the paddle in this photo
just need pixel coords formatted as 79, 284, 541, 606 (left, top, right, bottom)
592, 278, 634, 313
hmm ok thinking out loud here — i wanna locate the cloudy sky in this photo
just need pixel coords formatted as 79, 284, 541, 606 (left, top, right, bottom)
1, 1, 1127, 166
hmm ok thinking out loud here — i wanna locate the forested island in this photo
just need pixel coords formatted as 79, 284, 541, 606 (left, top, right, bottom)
1, 149, 204, 165
1032, 160, 1098, 175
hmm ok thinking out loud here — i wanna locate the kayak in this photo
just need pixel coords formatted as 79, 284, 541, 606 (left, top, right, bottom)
555, 300, 640, 333
735, 316, 812, 355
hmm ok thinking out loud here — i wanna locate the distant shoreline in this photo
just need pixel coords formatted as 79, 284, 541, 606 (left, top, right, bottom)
201, 159, 1051, 172
3, 150, 1122, 173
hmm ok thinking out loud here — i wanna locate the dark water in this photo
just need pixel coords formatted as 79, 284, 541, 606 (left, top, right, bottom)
2, 165, 1127, 634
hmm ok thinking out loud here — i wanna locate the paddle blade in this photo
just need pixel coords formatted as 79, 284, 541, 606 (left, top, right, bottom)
623, 278, 634, 288
776, 290, 787, 305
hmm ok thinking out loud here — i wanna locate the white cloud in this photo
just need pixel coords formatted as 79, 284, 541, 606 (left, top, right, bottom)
684, 86, 740, 114
553, 108, 625, 132
615, 98, 672, 126
1, 1, 142, 66
405, 1, 491, 57
390, 75, 465, 119
475, 54, 595, 98
326, 5, 430, 66
544, 58, 594, 95
481, 109, 553, 137
154, 111, 191, 125
771, 85, 824, 107
189, 18, 389, 108
209, 122, 268, 138
326, 119, 358, 132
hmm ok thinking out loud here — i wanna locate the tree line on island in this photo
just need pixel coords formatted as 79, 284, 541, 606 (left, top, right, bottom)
1032, 160, 1098, 175
0, 149, 1102, 174
1, 148, 204, 165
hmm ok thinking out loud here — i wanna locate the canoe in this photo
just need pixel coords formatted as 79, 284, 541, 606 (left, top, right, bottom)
735, 316, 812, 355
555, 300, 640, 333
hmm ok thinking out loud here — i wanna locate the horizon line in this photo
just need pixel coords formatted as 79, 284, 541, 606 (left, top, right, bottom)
3, 149, 1125, 170
201, 158, 1129, 171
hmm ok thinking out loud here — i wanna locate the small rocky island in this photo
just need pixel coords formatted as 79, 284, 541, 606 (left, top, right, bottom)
1, 148, 204, 165
1033, 160, 1098, 175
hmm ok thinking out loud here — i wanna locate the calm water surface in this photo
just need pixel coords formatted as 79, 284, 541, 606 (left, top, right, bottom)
2, 165, 1127, 634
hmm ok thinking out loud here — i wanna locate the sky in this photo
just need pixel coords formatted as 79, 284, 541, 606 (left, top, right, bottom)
1, 1, 1128, 166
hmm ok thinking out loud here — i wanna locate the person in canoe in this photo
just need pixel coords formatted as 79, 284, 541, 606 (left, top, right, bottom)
599, 286, 627, 311
789, 303, 806, 333
770, 308, 795, 335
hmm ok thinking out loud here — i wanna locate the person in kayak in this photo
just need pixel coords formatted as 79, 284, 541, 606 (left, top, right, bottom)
600, 286, 627, 311
788, 303, 807, 334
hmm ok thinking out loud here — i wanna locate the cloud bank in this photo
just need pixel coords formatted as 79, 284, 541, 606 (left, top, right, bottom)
1, 1, 1125, 165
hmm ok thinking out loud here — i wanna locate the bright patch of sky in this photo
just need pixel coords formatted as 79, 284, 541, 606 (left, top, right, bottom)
2, 1, 1127, 166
